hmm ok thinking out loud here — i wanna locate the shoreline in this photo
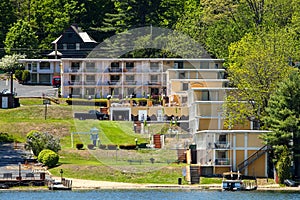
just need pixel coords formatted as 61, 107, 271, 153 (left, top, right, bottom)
3, 178, 300, 192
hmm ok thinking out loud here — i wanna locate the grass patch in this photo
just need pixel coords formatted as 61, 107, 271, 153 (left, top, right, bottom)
1, 98, 185, 184
200, 177, 223, 184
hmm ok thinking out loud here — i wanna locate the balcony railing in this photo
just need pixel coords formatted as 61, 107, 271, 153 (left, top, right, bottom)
214, 141, 230, 149
215, 158, 230, 165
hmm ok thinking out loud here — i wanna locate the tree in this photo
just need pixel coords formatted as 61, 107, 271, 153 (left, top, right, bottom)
262, 70, 300, 178
25, 130, 61, 157
0, 0, 16, 57
276, 145, 292, 184
4, 19, 39, 58
0, 54, 26, 93
224, 28, 297, 128
29, 0, 85, 50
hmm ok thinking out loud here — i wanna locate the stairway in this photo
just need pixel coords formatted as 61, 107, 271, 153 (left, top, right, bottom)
237, 145, 269, 172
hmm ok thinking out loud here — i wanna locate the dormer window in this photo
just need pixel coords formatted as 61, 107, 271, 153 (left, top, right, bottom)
76, 43, 80, 50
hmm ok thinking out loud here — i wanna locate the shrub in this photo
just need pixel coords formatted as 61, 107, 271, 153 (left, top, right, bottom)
76, 143, 84, 150
99, 144, 106, 150
119, 144, 136, 150
107, 144, 117, 150
38, 149, 59, 168
0, 133, 14, 142
25, 131, 61, 156
87, 144, 94, 150
38, 149, 53, 163
22, 70, 30, 83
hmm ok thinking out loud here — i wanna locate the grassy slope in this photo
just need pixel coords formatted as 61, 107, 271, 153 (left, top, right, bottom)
1, 98, 184, 184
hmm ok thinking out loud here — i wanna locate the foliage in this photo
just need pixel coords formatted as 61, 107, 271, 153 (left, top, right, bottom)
262, 70, 300, 176
4, 19, 39, 58
224, 28, 296, 128
14, 70, 23, 81
22, 70, 30, 83
0, 0, 16, 57
76, 143, 84, 150
0, 54, 26, 73
276, 145, 291, 184
0, 132, 14, 142
38, 149, 53, 162
38, 149, 59, 168
25, 130, 61, 156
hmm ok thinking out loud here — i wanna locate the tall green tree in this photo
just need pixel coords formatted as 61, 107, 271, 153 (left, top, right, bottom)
29, 0, 85, 50
0, 0, 16, 57
4, 19, 38, 58
263, 70, 300, 178
224, 28, 297, 128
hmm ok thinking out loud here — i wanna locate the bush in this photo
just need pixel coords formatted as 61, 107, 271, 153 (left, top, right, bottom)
107, 144, 117, 150
0, 133, 14, 142
38, 149, 59, 168
76, 143, 84, 150
25, 131, 61, 156
38, 149, 53, 162
119, 144, 136, 150
99, 144, 106, 150
87, 144, 94, 150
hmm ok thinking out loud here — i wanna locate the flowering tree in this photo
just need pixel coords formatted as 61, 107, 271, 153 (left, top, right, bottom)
25, 130, 61, 157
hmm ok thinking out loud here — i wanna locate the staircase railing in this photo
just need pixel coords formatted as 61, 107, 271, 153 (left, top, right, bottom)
237, 145, 269, 172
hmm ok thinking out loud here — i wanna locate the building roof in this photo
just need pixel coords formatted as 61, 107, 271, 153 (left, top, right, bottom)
51, 25, 97, 44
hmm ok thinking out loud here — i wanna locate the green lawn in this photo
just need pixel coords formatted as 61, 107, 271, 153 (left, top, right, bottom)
1, 98, 186, 184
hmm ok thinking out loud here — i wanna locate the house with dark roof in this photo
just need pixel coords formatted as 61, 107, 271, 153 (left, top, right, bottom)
48, 24, 98, 58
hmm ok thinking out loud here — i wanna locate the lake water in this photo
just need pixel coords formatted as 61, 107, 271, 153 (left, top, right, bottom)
1, 190, 300, 200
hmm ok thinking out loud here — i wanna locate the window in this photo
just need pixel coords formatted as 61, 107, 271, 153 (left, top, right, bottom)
201, 90, 210, 101
71, 88, 81, 95
126, 75, 134, 81
85, 88, 95, 95
150, 75, 158, 82
111, 62, 119, 68
182, 83, 189, 91
27, 63, 32, 70
126, 62, 134, 71
110, 75, 120, 81
39, 74, 50, 83
174, 61, 183, 69
70, 75, 80, 83
86, 75, 95, 82
63, 44, 67, 50
32, 63, 37, 72
39, 62, 50, 70
218, 72, 225, 79
179, 72, 185, 79
214, 63, 219, 69
86, 62, 95, 72
71, 62, 80, 72
200, 62, 209, 69
76, 43, 80, 50
150, 62, 159, 71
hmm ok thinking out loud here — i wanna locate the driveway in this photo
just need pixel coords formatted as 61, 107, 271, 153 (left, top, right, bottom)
0, 80, 57, 97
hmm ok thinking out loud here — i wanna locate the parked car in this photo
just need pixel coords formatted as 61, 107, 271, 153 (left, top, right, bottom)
88, 110, 109, 120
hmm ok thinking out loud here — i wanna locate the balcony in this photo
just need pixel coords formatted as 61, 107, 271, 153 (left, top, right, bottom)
108, 81, 120, 85
215, 158, 230, 165
108, 68, 122, 73
214, 141, 230, 149
124, 81, 137, 85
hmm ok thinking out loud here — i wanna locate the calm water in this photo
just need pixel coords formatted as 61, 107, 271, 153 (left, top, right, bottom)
1, 190, 300, 200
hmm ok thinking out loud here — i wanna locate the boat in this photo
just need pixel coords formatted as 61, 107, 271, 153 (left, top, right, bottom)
222, 172, 257, 191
